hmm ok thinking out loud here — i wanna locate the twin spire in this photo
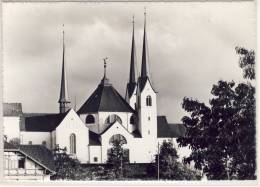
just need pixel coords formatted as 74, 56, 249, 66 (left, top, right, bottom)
129, 9, 150, 83
141, 9, 149, 78
126, 10, 150, 99
58, 25, 71, 113
129, 15, 137, 84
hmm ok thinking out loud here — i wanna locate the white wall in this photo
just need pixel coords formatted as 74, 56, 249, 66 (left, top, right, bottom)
135, 80, 158, 162
88, 146, 102, 164
3, 117, 20, 141
20, 131, 51, 149
55, 109, 89, 163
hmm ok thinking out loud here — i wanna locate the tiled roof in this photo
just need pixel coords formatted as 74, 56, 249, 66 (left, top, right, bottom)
23, 111, 69, 132
4, 142, 55, 173
78, 81, 135, 114
19, 145, 55, 172
3, 103, 22, 116
157, 116, 186, 138
89, 131, 101, 145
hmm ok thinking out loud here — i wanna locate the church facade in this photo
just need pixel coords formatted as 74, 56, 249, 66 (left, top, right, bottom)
3, 15, 186, 164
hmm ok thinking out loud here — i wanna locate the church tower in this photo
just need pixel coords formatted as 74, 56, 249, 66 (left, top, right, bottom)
58, 27, 71, 113
126, 16, 137, 110
137, 10, 157, 142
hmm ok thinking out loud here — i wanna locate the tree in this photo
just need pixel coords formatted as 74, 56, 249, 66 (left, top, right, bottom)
9, 138, 20, 146
52, 145, 84, 180
149, 140, 201, 180
236, 47, 255, 80
107, 139, 129, 179
177, 48, 256, 180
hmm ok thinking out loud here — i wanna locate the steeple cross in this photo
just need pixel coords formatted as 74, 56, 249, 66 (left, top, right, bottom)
103, 57, 108, 78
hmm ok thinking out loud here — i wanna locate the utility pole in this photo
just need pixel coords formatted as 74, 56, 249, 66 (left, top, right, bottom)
158, 142, 160, 181
121, 150, 123, 179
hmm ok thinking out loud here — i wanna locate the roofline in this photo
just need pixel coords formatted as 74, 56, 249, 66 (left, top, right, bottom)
4, 147, 56, 174
138, 76, 157, 93
100, 120, 131, 136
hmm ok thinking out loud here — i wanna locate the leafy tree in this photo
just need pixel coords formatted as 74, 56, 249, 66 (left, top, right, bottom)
107, 139, 129, 179
177, 48, 256, 180
236, 47, 255, 80
149, 140, 201, 180
52, 145, 84, 180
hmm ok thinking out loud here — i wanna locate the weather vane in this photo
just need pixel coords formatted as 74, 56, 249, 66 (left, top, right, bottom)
103, 57, 108, 78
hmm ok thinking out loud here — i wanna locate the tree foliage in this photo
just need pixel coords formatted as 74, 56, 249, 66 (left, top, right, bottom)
52, 145, 84, 180
236, 47, 255, 80
9, 138, 20, 146
149, 140, 201, 180
177, 48, 256, 180
107, 139, 129, 179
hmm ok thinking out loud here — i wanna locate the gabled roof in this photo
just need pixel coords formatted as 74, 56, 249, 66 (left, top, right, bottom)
157, 116, 186, 138
78, 81, 135, 114
19, 145, 55, 172
23, 110, 69, 132
3, 103, 23, 116
4, 142, 55, 173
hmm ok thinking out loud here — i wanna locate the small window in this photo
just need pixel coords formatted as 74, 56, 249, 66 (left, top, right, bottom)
148, 130, 150, 135
42, 141, 46, 146
18, 158, 25, 169
146, 96, 152, 106
130, 115, 135, 124
94, 157, 98, 162
148, 116, 150, 121
28, 141, 32, 145
85, 114, 95, 124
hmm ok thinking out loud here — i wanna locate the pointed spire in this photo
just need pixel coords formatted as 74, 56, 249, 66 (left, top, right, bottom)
129, 15, 137, 84
141, 8, 149, 78
59, 24, 70, 113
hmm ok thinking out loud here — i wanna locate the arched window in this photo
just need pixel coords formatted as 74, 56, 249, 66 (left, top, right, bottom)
85, 114, 95, 124
146, 95, 152, 106
69, 133, 76, 154
109, 134, 127, 145
130, 115, 135, 125
105, 114, 122, 124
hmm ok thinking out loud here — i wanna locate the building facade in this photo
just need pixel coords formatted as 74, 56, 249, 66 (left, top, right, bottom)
3, 15, 186, 165
4, 142, 55, 181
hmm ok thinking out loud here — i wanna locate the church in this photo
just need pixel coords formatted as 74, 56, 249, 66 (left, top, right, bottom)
3, 14, 186, 164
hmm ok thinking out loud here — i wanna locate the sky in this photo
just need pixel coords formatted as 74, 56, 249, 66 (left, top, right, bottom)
3, 2, 256, 123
